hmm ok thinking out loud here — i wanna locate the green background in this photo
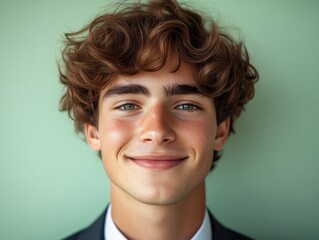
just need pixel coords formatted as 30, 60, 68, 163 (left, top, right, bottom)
1, 0, 318, 239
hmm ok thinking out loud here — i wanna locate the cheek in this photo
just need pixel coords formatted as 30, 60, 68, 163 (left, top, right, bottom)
182, 119, 216, 148
181, 119, 216, 169
99, 118, 133, 149
99, 119, 133, 175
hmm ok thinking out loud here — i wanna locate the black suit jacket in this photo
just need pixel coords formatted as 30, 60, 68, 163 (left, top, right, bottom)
63, 207, 253, 240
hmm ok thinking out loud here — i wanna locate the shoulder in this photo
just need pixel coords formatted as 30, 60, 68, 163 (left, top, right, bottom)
61, 208, 108, 240
208, 210, 254, 240
62, 231, 82, 240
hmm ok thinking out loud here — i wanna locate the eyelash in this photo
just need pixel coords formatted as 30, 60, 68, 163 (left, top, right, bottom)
115, 103, 139, 111
115, 103, 201, 112
174, 103, 201, 111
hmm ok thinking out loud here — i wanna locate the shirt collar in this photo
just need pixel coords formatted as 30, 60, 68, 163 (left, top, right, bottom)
105, 205, 127, 240
191, 209, 212, 240
104, 204, 212, 240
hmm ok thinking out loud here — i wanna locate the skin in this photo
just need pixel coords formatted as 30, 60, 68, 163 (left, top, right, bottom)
85, 60, 230, 240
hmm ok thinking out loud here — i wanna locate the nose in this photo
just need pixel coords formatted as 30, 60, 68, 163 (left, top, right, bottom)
139, 104, 176, 145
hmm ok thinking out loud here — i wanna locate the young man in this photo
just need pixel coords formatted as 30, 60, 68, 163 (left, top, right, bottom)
59, 0, 258, 239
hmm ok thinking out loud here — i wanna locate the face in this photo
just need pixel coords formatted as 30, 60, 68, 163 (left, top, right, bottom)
85, 61, 229, 205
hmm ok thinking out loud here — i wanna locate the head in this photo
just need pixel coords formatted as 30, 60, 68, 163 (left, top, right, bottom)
59, 0, 258, 170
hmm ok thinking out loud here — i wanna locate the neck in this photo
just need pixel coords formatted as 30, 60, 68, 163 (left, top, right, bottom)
111, 182, 206, 240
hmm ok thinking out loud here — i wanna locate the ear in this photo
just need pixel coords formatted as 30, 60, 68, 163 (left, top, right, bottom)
84, 124, 101, 151
214, 118, 230, 151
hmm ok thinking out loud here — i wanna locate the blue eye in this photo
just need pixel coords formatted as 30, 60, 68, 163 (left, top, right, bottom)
175, 104, 199, 111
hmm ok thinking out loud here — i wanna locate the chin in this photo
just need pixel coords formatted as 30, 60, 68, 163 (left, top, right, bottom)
128, 186, 191, 206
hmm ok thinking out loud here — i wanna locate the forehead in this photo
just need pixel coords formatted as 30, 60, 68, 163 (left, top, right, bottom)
107, 60, 197, 90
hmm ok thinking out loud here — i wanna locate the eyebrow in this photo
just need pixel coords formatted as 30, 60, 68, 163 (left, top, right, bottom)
164, 84, 202, 96
103, 84, 150, 99
102, 83, 202, 99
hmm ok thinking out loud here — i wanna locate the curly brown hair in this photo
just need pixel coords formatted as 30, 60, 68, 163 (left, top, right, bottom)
59, 0, 258, 165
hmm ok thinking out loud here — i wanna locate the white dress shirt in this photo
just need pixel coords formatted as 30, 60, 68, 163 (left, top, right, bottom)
104, 205, 212, 240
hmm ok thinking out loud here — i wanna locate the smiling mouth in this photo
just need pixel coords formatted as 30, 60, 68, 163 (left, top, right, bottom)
127, 156, 187, 170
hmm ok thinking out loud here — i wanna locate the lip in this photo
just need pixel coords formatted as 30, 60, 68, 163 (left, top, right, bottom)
127, 155, 187, 170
